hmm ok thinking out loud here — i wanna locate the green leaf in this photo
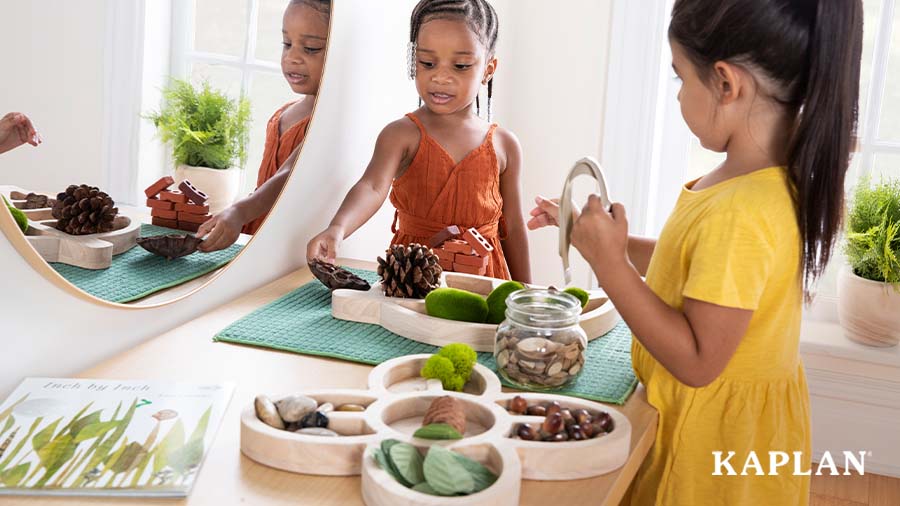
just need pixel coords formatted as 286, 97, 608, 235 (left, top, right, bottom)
0, 394, 28, 431
109, 441, 145, 474
388, 443, 425, 486
166, 438, 203, 474
451, 452, 498, 493
152, 419, 184, 474
31, 417, 62, 453
0, 417, 42, 471
73, 421, 119, 443
412, 481, 439, 495
378, 440, 412, 488
59, 402, 94, 436
413, 423, 463, 440
422, 445, 475, 496
0, 462, 30, 487
77, 399, 137, 485
1, 416, 14, 439
34, 435, 77, 487
188, 406, 212, 444
68, 410, 102, 439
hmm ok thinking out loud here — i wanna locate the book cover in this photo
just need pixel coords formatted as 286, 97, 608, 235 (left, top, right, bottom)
0, 378, 234, 497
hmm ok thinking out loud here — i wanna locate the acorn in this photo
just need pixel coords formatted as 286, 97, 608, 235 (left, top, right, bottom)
508, 396, 528, 415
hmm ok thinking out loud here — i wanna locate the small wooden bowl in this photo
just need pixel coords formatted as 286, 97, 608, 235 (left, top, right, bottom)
368, 354, 502, 397
495, 392, 631, 480
360, 441, 521, 506
240, 389, 378, 476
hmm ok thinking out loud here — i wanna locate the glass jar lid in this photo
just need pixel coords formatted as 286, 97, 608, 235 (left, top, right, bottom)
504, 288, 582, 329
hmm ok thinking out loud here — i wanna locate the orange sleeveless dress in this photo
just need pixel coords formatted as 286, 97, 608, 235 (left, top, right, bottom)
242, 101, 310, 235
388, 112, 511, 280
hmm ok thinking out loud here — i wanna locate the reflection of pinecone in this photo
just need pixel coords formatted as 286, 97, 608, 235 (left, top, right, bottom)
22, 193, 55, 210
51, 184, 118, 235
376, 243, 442, 298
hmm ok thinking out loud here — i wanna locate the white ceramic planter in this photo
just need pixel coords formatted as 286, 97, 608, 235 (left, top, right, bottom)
837, 266, 900, 347
174, 164, 241, 215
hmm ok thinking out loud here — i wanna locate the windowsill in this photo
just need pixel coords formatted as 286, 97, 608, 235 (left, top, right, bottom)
801, 319, 900, 369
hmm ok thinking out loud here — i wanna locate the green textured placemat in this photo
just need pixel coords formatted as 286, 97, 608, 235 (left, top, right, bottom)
214, 269, 638, 405
50, 224, 243, 303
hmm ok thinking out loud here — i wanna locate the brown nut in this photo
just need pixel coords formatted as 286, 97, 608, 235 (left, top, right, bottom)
542, 412, 563, 434
545, 401, 562, 418
526, 404, 547, 416
516, 424, 537, 440
595, 411, 614, 433
508, 396, 527, 415
573, 408, 592, 426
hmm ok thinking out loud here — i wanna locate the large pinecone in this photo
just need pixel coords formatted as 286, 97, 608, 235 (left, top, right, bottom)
51, 184, 118, 235
377, 243, 442, 298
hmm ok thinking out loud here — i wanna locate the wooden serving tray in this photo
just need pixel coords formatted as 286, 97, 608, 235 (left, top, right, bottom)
240, 354, 632, 505
331, 272, 620, 352
2, 185, 140, 270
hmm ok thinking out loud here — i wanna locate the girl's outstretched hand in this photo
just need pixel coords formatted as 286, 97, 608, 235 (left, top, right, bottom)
0, 112, 41, 154
528, 195, 559, 229
197, 207, 244, 252
306, 225, 343, 264
571, 196, 630, 282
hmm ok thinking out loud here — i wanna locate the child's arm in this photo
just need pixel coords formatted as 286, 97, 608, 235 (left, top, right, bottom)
197, 145, 301, 252
573, 196, 751, 387
306, 120, 412, 263
527, 196, 657, 276
496, 129, 532, 284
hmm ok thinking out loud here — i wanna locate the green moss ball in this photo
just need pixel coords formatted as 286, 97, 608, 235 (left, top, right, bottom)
563, 287, 590, 309
425, 287, 489, 323
485, 281, 525, 324
6, 203, 28, 233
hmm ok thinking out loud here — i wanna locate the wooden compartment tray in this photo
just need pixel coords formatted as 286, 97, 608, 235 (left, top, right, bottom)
241, 354, 632, 505
331, 272, 619, 352
2, 185, 140, 270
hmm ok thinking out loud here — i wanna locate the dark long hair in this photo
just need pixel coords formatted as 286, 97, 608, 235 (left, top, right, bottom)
409, 0, 499, 118
670, 0, 863, 294
290, 0, 330, 19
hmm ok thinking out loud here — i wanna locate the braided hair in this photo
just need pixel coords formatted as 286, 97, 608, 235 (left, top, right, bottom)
409, 0, 499, 119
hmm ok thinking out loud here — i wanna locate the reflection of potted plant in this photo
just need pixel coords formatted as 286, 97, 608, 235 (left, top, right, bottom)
146, 78, 250, 214
838, 177, 900, 347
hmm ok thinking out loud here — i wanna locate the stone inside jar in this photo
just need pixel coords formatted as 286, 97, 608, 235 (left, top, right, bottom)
495, 329, 586, 388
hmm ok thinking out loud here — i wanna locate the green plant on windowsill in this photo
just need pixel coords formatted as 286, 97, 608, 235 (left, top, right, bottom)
145, 78, 251, 170
843, 177, 900, 288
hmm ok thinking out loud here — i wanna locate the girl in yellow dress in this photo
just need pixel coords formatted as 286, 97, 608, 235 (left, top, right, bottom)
529, 0, 863, 503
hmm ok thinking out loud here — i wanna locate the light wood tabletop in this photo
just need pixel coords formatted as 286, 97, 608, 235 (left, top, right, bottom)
6, 258, 658, 506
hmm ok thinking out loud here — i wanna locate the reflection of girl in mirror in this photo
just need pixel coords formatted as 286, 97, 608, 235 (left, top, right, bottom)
198, 0, 329, 252
307, 0, 531, 283
0, 112, 42, 154
532, 0, 862, 504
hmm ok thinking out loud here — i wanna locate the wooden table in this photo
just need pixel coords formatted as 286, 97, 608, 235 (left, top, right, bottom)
7, 259, 657, 506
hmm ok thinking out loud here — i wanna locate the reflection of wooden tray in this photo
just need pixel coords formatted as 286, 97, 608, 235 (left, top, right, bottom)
240, 354, 631, 506
2, 186, 140, 270
331, 272, 619, 352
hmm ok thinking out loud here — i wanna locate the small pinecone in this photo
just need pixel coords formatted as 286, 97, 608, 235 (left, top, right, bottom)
51, 184, 118, 235
376, 243, 442, 298
22, 193, 55, 210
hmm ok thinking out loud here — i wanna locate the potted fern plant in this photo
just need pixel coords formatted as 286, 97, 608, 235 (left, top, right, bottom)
146, 78, 251, 214
838, 177, 900, 347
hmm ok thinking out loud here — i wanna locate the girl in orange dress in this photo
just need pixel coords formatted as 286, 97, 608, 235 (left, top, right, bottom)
307, 0, 531, 282
199, 0, 329, 251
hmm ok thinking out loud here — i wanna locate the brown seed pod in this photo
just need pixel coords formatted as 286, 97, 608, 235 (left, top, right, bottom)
422, 396, 466, 435
309, 259, 371, 291
136, 234, 203, 260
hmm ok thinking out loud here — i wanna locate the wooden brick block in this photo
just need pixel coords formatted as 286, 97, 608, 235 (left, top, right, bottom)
454, 253, 488, 268
144, 176, 174, 198
453, 262, 486, 276
177, 212, 211, 224
159, 190, 188, 204
146, 197, 174, 211
151, 217, 178, 229
178, 180, 209, 205
463, 227, 493, 257
438, 258, 454, 271
434, 247, 455, 263
177, 221, 201, 233
443, 239, 474, 255
175, 202, 210, 215
428, 225, 461, 248
150, 208, 177, 220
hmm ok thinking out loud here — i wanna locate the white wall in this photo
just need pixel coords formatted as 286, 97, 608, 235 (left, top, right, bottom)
0, 0, 108, 192
491, 0, 613, 287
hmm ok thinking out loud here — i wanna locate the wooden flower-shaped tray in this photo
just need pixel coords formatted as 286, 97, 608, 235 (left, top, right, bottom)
2, 185, 140, 270
330, 272, 619, 352
240, 354, 631, 506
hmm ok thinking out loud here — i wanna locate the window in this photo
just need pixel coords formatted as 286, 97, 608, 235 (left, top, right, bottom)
171, 0, 300, 197
603, 0, 900, 321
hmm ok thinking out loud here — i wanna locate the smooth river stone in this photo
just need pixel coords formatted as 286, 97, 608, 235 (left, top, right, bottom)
275, 395, 317, 423
294, 427, 340, 437
254, 395, 284, 430
336, 404, 366, 412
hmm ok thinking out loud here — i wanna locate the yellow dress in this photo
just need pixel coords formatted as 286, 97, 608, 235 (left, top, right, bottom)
629, 167, 811, 505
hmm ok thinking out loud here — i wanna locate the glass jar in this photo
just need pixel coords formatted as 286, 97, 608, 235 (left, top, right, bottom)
493, 288, 587, 389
